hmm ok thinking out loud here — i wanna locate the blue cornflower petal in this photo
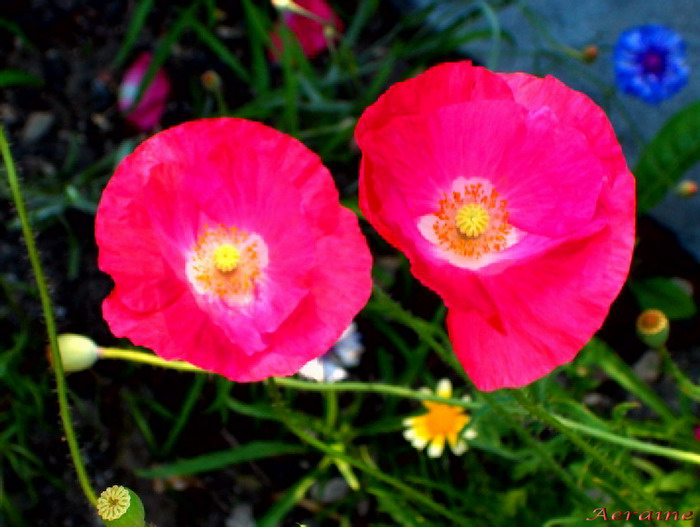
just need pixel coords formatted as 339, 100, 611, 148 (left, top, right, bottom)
614, 24, 689, 104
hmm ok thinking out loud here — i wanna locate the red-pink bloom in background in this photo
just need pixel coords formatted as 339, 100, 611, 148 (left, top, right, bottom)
118, 52, 170, 131
356, 62, 635, 391
694, 426, 700, 441
96, 118, 371, 381
269, 0, 343, 60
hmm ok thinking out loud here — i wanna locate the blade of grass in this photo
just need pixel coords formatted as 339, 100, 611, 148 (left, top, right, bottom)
113, 0, 156, 69
258, 459, 329, 527
241, 0, 271, 95
188, 17, 251, 83
137, 441, 310, 478
126, 1, 199, 114
161, 374, 207, 456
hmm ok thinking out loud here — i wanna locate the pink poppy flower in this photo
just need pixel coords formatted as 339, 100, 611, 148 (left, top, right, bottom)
269, 0, 343, 60
96, 118, 372, 381
118, 52, 170, 131
356, 62, 635, 391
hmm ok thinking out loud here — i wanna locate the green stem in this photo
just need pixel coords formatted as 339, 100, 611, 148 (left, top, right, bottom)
659, 345, 700, 402
479, 392, 597, 508
266, 379, 471, 525
99, 348, 203, 372
553, 413, 700, 465
512, 389, 659, 510
0, 127, 97, 505
101, 347, 700, 467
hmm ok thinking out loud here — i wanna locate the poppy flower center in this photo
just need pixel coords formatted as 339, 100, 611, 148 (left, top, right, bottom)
455, 203, 489, 238
186, 225, 268, 306
213, 243, 241, 272
418, 178, 516, 268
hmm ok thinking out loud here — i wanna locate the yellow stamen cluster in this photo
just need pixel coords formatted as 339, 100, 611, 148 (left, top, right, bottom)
431, 182, 511, 260
186, 225, 267, 305
403, 379, 477, 457
96, 485, 130, 521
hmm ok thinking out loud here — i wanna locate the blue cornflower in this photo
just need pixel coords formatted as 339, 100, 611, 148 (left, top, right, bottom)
614, 24, 689, 104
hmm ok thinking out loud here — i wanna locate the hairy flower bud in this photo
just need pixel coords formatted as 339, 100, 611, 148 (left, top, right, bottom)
53, 334, 99, 373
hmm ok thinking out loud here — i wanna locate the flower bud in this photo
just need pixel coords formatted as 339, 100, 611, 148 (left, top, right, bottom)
636, 309, 669, 348
97, 486, 145, 527
676, 180, 698, 198
581, 45, 598, 63
118, 52, 170, 132
201, 70, 222, 92
53, 334, 99, 373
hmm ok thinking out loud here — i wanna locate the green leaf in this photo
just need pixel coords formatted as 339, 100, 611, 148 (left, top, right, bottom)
628, 277, 696, 320
635, 100, 700, 213
136, 441, 309, 478
258, 462, 326, 527
0, 69, 43, 88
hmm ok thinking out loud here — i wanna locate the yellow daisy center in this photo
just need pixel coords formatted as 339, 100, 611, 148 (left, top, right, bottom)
419, 401, 470, 439
186, 225, 268, 306
213, 243, 241, 272
455, 203, 489, 238
96, 485, 130, 521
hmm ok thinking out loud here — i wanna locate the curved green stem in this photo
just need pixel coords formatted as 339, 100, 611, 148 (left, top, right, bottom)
512, 389, 659, 510
102, 346, 700, 468
553, 413, 700, 465
479, 392, 597, 508
99, 347, 202, 373
266, 379, 471, 525
0, 127, 97, 505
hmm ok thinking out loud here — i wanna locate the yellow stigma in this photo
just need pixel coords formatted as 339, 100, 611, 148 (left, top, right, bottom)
213, 244, 241, 272
455, 203, 489, 237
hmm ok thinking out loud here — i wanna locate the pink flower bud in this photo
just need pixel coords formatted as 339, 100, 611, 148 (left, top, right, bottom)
118, 52, 170, 131
269, 0, 343, 60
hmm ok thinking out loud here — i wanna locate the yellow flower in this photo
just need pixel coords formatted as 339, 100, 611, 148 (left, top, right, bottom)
403, 379, 477, 457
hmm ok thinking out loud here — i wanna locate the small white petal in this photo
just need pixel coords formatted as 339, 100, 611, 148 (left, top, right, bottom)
298, 359, 324, 382
427, 438, 445, 458
451, 440, 468, 456
436, 378, 452, 399
464, 428, 478, 440
403, 417, 415, 427
403, 428, 416, 441
412, 436, 428, 450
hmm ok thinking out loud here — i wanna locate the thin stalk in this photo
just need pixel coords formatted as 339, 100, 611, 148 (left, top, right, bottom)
0, 127, 97, 505
266, 379, 471, 525
479, 392, 597, 508
553, 414, 700, 465
100, 346, 700, 466
512, 389, 660, 510
99, 347, 202, 372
